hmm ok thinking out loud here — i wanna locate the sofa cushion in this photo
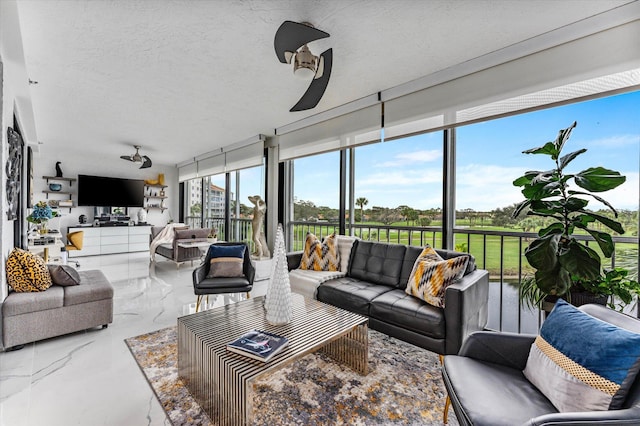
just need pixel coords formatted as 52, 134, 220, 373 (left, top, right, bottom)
48, 265, 81, 286
206, 244, 245, 278
63, 270, 114, 306
6, 248, 52, 292
370, 289, 445, 338
444, 355, 557, 425
399, 245, 423, 289
299, 232, 340, 271
317, 276, 393, 316
405, 247, 469, 308
523, 299, 640, 412
2, 286, 65, 316
348, 241, 406, 287
194, 277, 252, 293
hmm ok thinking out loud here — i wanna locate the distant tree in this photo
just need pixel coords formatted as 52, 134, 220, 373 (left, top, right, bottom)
355, 197, 369, 222
294, 199, 318, 220
239, 203, 252, 217
375, 207, 401, 225
418, 217, 432, 227
399, 205, 418, 225
190, 203, 201, 215
490, 204, 519, 227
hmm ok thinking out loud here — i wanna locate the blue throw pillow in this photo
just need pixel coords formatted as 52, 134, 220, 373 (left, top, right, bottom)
523, 299, 640, 412
207, 244, 245, 259
206, 245, 245, 278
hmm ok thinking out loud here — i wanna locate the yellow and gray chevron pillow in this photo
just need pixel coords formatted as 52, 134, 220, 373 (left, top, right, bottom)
299, 232, 340, 272
405, 246, 469, 307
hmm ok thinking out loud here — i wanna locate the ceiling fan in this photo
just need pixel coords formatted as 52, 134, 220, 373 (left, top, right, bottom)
120, 145, 152, 169
274, 20, 333, 112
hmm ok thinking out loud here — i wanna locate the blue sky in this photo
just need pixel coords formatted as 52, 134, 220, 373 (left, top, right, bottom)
293, 91, 639, 212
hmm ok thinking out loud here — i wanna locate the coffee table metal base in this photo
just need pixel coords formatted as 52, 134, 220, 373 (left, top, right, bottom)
178, 294, 368, 426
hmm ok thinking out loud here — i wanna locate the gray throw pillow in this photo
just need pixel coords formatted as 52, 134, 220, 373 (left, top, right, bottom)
48, 265, 81, 286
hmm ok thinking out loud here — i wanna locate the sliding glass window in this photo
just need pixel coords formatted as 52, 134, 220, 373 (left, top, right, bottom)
353, 132, 443, 246
290, 151, 340, 249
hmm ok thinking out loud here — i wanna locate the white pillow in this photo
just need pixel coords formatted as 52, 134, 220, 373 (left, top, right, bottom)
335, 235, 358, 273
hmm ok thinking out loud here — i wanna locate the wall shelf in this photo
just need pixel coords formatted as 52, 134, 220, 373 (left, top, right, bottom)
42, 176, 76, 212
144, 183, 168, 212
43, 176, 77, 185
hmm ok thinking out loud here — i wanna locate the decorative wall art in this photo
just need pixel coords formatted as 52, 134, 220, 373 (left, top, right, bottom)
6, 127, 23, 220
27, 147, 34, 208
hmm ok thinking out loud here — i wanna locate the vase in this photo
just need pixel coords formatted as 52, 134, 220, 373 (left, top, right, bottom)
38, 222, 48, 235
264, 224, 292, 325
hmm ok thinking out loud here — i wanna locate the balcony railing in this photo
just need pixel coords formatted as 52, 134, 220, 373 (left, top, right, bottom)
288, 220, 639, 333
185, 216, 255, 251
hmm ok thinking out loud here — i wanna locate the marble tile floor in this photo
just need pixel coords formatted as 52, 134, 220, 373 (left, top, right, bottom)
0, 252, 269, 426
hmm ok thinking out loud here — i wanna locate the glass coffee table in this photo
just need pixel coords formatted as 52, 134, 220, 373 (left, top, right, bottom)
177, 293, 368, 426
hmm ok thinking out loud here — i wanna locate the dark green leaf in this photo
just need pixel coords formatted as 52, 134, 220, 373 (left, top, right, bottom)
559, 148, 587, 170
511, 200, 531, 219
570, 190, 619, 216
524, 234, 560, 270
513, 170, 542, 187
523, 142, 557, 157
535, 267, 571, 296
579, 211, 625, 234
564, 197, 589, 212
558, 240, 601, 281
522, 182, 561, 200
531, 170, 556, 185
554, 121, 577, 156
538, 223, 564, 237
530, 200, 564, 215
574, 167, 626, 192
584, 229, 615, 258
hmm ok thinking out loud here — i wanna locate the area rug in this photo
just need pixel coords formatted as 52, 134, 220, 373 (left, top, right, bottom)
125, 327, 458, 425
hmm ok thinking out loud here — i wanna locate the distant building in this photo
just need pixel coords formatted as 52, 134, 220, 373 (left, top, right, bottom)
187, 180, 233, 218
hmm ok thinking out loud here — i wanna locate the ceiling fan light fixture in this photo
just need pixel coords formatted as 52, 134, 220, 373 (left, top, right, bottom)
293, 44, 317, 79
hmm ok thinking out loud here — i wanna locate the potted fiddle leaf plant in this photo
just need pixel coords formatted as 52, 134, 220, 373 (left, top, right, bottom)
512, 121, 637, 311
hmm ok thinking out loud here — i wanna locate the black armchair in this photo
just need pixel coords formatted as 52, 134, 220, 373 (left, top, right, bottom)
192, 242, 256, 312
441, 304, 640, 425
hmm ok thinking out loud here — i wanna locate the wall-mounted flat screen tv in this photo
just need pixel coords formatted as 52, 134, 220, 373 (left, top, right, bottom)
77, 174, 144, 207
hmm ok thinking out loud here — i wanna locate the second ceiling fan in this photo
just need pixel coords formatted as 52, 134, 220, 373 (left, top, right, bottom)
120, 145, 152, 169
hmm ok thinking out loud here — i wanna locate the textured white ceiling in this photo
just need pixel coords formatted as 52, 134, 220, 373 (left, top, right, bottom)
16, 0, 630, 167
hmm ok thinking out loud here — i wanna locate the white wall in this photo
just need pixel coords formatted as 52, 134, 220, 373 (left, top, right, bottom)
32, 144, 179, 236
1, 0, 39, 304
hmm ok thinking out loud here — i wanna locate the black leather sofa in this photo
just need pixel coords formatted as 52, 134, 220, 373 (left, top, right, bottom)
442, 303, 640, 425
288, 240, 489, 355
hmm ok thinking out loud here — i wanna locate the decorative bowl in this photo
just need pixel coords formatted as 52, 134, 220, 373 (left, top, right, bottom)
49, 183, 62, 191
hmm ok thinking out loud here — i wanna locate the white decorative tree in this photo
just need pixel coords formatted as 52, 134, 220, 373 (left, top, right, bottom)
265, 224, 292, 325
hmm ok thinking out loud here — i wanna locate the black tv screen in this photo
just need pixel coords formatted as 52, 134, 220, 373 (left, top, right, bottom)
78, 174, 144, 207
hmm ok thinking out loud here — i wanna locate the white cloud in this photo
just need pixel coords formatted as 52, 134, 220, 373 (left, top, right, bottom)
587, 171, 639, 211
375, 150, 441, 167
585, 134, 640, 148
456, 164, 528, 211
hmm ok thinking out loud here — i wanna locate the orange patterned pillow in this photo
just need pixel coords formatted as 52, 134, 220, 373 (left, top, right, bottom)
299, 232, 340, 272
405, 247, 468, 307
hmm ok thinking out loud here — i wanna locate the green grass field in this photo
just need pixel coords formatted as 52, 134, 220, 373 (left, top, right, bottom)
290, 222, 638, 280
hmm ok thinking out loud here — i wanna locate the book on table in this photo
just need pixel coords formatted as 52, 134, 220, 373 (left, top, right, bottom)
226, 329, 289, 362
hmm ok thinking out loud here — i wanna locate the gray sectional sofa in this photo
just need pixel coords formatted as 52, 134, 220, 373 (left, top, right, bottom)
2, 269, 114, 350
150, 226, 210, 267
288, 239, 489, 355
